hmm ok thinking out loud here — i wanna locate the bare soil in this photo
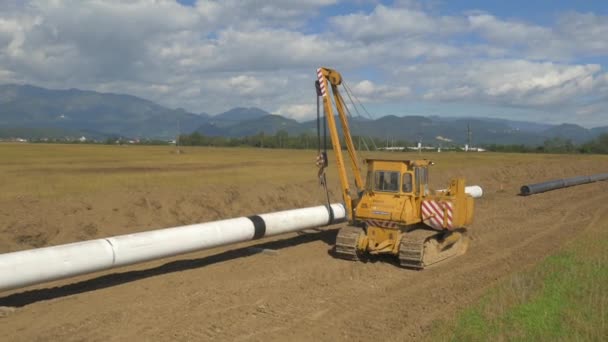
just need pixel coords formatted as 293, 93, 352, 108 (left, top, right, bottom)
1, 151, 607, 341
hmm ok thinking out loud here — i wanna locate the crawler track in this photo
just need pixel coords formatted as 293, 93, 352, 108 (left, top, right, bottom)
399, 228, 469, 269
334, 226, 362, 261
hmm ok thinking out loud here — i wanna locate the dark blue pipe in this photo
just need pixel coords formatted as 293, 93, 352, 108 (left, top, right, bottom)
520, 173, 608, 196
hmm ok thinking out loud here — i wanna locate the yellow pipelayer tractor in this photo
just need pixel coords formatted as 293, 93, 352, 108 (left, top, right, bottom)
315, 67, 474, 268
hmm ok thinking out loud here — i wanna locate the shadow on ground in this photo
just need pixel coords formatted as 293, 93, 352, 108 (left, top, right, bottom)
0, 228, 338, 308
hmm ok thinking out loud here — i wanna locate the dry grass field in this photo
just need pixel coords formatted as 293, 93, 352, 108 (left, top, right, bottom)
1, 143, 607, 341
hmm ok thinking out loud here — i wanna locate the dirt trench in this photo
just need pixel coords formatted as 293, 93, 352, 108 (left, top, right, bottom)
1, 157, 608, 341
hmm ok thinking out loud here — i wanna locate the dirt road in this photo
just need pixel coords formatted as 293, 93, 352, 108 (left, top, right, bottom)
1, 150, 607, 341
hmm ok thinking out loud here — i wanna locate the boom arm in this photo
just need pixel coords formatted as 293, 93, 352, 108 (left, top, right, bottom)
316, 67, 364, 220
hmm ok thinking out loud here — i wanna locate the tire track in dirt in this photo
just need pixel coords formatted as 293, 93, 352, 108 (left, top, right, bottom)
213, 182, 608, 341
153, 182, 608, 342
369, 184, 608, 340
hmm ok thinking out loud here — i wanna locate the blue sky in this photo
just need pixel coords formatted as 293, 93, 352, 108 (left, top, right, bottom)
0, 0, 607, 127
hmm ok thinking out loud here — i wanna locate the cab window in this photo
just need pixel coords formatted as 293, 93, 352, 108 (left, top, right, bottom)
420, 167, 428, 186
374, 171, 399, 192
414, 167, 429, 194
402, 173, 413, 192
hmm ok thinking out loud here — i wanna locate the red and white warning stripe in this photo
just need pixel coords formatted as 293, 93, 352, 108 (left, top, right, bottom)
316, 68, 327, 96
421, 200, 454, 230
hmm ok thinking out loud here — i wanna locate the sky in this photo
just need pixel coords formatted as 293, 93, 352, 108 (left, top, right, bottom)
0, 0, 607, 127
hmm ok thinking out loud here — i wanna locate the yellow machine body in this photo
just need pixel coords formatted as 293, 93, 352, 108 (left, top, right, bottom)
316, 67, 475, 267
354, 159, 474, 255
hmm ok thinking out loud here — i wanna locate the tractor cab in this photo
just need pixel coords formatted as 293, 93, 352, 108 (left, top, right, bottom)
354, 159, 433, 226
363, 159, 432, 196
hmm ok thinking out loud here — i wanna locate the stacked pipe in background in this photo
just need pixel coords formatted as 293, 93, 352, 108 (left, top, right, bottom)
520, 173, 608, 196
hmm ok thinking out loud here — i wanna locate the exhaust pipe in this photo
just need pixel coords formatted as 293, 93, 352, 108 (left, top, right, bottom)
520, 173, 608, 196
0, 203, 346, 292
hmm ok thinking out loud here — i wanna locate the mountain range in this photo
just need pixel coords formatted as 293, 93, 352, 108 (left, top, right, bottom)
0, 84, 606, 145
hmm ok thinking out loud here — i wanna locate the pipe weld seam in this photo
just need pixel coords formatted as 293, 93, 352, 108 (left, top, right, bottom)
103, 238, 117, 266
247, 215, 266, 240
327, 205, 335, 225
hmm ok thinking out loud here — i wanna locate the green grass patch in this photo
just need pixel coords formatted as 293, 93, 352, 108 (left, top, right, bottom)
429, 229, 608, 341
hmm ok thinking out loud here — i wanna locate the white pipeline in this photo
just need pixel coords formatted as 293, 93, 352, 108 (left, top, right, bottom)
463, 185, 483, 198
437, 185, 483, 199
0, 203, 346, 292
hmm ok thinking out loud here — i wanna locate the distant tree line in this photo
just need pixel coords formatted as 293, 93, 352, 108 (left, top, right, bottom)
178, 130, 608, 155
580, 134, 608, 154
23, 131, 608, 155
29, 137, 172, 145
178, 130, 411, 150
483, 134, 608, 154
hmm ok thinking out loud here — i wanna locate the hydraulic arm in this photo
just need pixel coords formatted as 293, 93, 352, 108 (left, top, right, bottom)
316, 67, 363, 219
315, 67, 475, 268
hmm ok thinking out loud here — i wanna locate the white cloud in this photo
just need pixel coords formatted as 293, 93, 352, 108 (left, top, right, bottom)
195, 0, 338, 30
0, 0, 606, 126
351, 80, 411, 102
331, 4, 467, 42
557, 12, 608, 56
275, 104, 316, 121
468, 14, 552, 47
468, 12, 608, 60
406, 60, 604, 107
